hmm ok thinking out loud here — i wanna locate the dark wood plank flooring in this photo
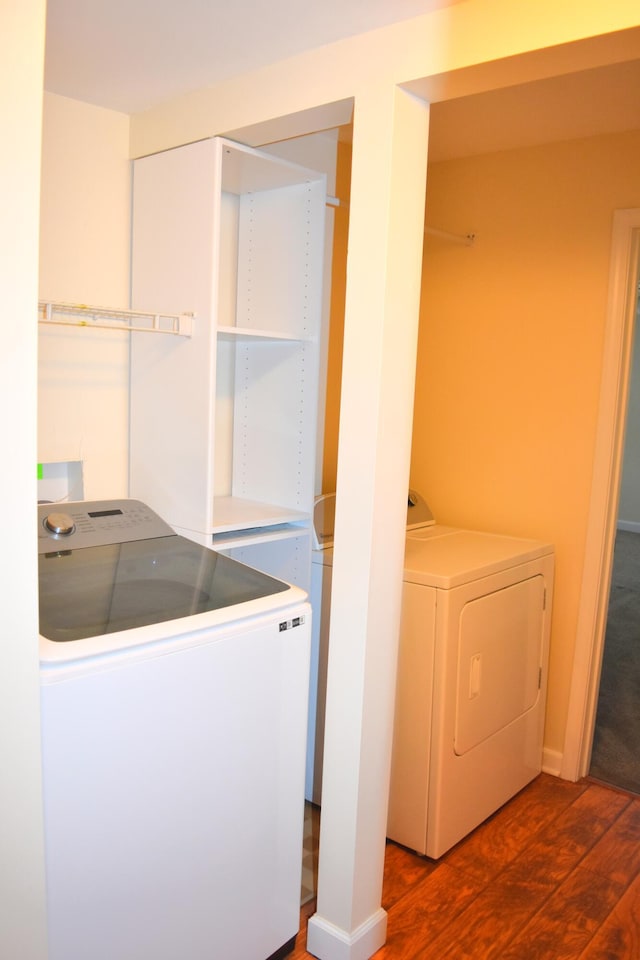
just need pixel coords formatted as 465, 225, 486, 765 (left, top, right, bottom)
291, 774, 640, 959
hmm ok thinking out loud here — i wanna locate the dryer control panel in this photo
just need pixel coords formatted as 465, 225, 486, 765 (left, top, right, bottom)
312, 488, 434, 550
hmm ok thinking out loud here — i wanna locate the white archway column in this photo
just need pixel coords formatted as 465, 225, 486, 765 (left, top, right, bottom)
307, 85, 429, 960
0, 2, 49, 959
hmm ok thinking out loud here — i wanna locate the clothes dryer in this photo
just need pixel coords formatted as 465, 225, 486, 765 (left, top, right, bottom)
307, 503, 554, 858
389, 525, 553, 858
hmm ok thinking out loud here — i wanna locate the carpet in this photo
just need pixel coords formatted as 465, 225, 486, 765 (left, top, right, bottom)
589, 530, 640, 795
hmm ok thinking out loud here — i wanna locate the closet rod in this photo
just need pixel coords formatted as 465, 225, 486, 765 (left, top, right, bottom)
326, 197, 475, 248
425, 227, 475, 246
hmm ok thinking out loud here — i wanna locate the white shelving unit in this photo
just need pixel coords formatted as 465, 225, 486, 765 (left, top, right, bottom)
129, 137, 326, 589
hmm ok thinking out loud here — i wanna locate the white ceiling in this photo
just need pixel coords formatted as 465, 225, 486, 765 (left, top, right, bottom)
44, 0, 459, 115
44, 1, 640, 158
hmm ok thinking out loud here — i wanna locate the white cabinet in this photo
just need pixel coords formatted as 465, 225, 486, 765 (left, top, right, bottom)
130, 137, 326, 588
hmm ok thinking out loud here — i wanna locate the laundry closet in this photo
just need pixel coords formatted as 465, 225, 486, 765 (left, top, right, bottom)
39, 98, 558, 864
38, 108, 334, 601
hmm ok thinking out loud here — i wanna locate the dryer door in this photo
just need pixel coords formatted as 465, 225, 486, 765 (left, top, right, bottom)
454, 573, 545, 756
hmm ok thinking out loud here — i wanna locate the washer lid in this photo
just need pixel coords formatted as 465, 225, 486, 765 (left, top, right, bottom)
39, 535, 291, 645
404, 527, 553, 589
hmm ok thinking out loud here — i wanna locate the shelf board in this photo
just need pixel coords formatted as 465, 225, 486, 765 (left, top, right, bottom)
220, 139, 321, 195
216, 325, 312, 343
213, 523, 309, 550
212, 496, 309, 534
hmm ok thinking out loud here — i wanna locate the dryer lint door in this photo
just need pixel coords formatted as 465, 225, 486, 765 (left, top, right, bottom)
454, 573, 545, 755
426, 557, 552, 859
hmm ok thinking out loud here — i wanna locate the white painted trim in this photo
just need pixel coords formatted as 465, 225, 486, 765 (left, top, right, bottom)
307, 909, 387, 960
617, 520, 640, 534
561, 209, 640, 782
542, 746, 563, 778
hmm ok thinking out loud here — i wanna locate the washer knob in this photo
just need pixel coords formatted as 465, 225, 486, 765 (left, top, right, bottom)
44, 512, 75, 536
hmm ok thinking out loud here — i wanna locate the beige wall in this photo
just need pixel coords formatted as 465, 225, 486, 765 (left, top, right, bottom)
38, 93, 131, 498
37, 106, 339, 501
410, 129, 640, 757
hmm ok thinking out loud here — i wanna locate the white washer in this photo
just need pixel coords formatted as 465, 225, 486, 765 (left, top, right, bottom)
307, 501, 554, 859
306, 492, 434, 803
39, 498, 310, 960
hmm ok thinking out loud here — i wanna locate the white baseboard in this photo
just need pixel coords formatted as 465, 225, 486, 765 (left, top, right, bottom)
306, 908, 387, 960
617, 519, 640, 534
542, 746, 563, 778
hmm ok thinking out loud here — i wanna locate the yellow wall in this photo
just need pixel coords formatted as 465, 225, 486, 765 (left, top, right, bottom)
322, 137, 351, 493
324, 128, 640, 757
411, 128, 640, 755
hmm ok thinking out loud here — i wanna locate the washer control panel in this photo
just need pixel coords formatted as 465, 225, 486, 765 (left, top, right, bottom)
38, 498, 176, 552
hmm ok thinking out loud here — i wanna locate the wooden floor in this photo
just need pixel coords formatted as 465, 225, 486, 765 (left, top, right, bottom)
291, 774, 640, 959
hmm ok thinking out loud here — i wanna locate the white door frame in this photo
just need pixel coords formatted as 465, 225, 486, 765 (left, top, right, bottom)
561, 208, 640, 781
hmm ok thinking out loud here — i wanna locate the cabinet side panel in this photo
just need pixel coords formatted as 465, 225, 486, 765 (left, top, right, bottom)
232, 340, 317, 511
214, 338, 235, 497
236, 180, 325, 337
221, 535, 311, 589
214, 193, 240, 496
130, 139, 220, 534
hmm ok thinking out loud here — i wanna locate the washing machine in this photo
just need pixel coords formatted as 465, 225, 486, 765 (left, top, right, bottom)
38, 498, 311, 960
306, 491, 434, 804
307, 497, 554, 860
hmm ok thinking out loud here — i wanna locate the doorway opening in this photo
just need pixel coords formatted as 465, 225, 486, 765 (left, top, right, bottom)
589, 283, 640, 794
562, 211, 640, 784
